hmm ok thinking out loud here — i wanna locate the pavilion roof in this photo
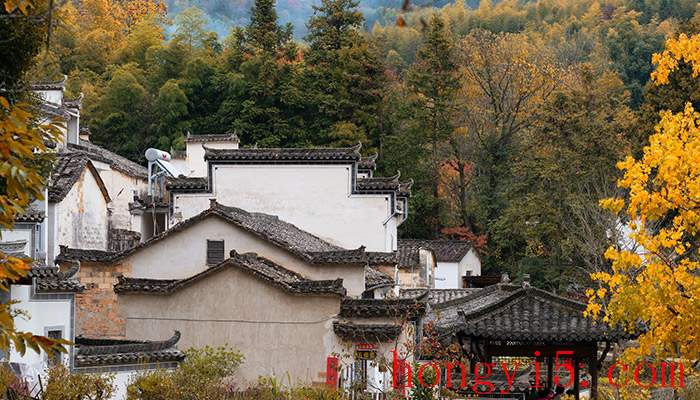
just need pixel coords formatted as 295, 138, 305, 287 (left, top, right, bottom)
424, 284, 635, 343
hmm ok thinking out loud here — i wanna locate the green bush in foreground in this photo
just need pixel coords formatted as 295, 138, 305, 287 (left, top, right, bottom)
126, 345, 244, 400
42, 365, 115, 400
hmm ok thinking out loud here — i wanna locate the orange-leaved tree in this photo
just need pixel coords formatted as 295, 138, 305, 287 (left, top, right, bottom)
588, 33, 700, 369
1, 0, 71, 357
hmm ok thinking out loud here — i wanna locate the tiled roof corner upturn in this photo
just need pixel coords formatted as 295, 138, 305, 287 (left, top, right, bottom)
75, 331, 184, 367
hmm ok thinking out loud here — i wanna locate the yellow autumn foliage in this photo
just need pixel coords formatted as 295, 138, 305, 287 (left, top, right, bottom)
590, 32, 700, 369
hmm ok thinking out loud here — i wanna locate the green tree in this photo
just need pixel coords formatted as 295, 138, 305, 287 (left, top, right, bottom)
386, 14, 459, 239
214, 0, 302, 147
302, 0, 386, 150
497, 67, 635, 290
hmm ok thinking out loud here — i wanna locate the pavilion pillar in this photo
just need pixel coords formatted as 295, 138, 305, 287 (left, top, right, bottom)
589, 354, 598, 400
573, 359, 580, 400
547, 357, 553, 388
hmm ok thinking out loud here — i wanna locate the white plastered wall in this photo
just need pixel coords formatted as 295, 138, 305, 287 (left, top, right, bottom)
55, 166, 109, 253
119, 266, 343, 386
174, 164, 394, 252
128, 216, 366, 297
8, 285, 72, 370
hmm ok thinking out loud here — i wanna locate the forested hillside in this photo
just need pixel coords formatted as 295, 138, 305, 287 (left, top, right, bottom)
32, 0, 700, 290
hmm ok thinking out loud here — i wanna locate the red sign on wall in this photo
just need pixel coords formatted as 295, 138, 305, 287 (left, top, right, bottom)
326, 357, 338, 387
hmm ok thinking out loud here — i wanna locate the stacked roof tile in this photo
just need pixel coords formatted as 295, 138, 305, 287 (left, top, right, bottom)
185, 133, 240, 143
423, 284, 635, 342
28, 262, 85, 293
204, 143, 362, 162
397, 239, 474, 269
333, 322, 403, 342
68, 139, 148, 179
75, 331, 184, 367
115, 251, 346, 297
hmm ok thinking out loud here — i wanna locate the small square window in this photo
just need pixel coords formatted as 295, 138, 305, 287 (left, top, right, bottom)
207, 240, 225, 265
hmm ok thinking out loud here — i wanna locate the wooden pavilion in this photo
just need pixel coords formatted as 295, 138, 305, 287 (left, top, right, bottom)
421, 278, 634, 399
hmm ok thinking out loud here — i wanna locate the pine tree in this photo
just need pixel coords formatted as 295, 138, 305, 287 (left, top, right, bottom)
302, 0, 385, 149
403, 14, 460, 239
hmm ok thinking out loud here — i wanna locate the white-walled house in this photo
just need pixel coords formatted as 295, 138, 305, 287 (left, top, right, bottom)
397, 240, 481, 289
169, 139, 412, 252
0, 240, 84, 391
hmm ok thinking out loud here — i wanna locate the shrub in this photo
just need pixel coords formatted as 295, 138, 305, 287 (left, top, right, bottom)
126, 345, 244, 400
42, 365, 115, 400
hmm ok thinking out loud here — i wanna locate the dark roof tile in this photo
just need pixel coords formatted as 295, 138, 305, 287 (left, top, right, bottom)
68, 140, 148, 179
75, 331, 184, 368
358, 154, 377, 170
340, 296, 427, 318
397, 239, 473, 268
204, 143, 362, 162
185, 133, 240, 143
364, 266, 394, 291
115, 251, 346, 297
425, 284, 635, 342
333, 322, 402, 342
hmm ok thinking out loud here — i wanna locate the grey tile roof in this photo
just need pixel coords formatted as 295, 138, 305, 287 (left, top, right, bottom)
356, 173, 401, 192
56, 248, 118, 264
364, 266, 394, 291
68, 139, 148, 179
75, 331, 185, 368
27, 261, 85, 293
185, 133, 240, 143
115, 251, 346, 297
397, 239, 473, 268
340, 296, 427, 318
358, 153, 377, 170
333, 322, 403, 342
425, 284, 635, 342
58, 202, 392, 267
165, 177, 207, 190
49, 152, 110, 203
39, 102, 69, 119
30, 77, 66, 91
49, 152, 88, 203
204, 143, 363, 162
15, 205, 44, 222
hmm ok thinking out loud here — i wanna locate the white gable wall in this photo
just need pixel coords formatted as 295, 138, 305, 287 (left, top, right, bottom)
88, 160, 147, 231
174, 164, 394, 252
54, 167, 109, 254
129, 216, 366, 297
458, 249, 481, 278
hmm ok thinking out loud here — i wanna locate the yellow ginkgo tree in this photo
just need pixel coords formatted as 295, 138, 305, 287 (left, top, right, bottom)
589, 33, 700, 367
0, 0, 72, 357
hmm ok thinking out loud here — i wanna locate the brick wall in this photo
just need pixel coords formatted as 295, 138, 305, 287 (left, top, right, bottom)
72, 262, 131, 338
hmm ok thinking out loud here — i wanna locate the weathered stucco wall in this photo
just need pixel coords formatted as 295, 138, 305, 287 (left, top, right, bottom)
56, 166, 108, 251
89, 159, 147, 232
74, 261, 131, 337
119, 266, 343, 386
173, 165, 393, 252
129, 216, 365, 297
